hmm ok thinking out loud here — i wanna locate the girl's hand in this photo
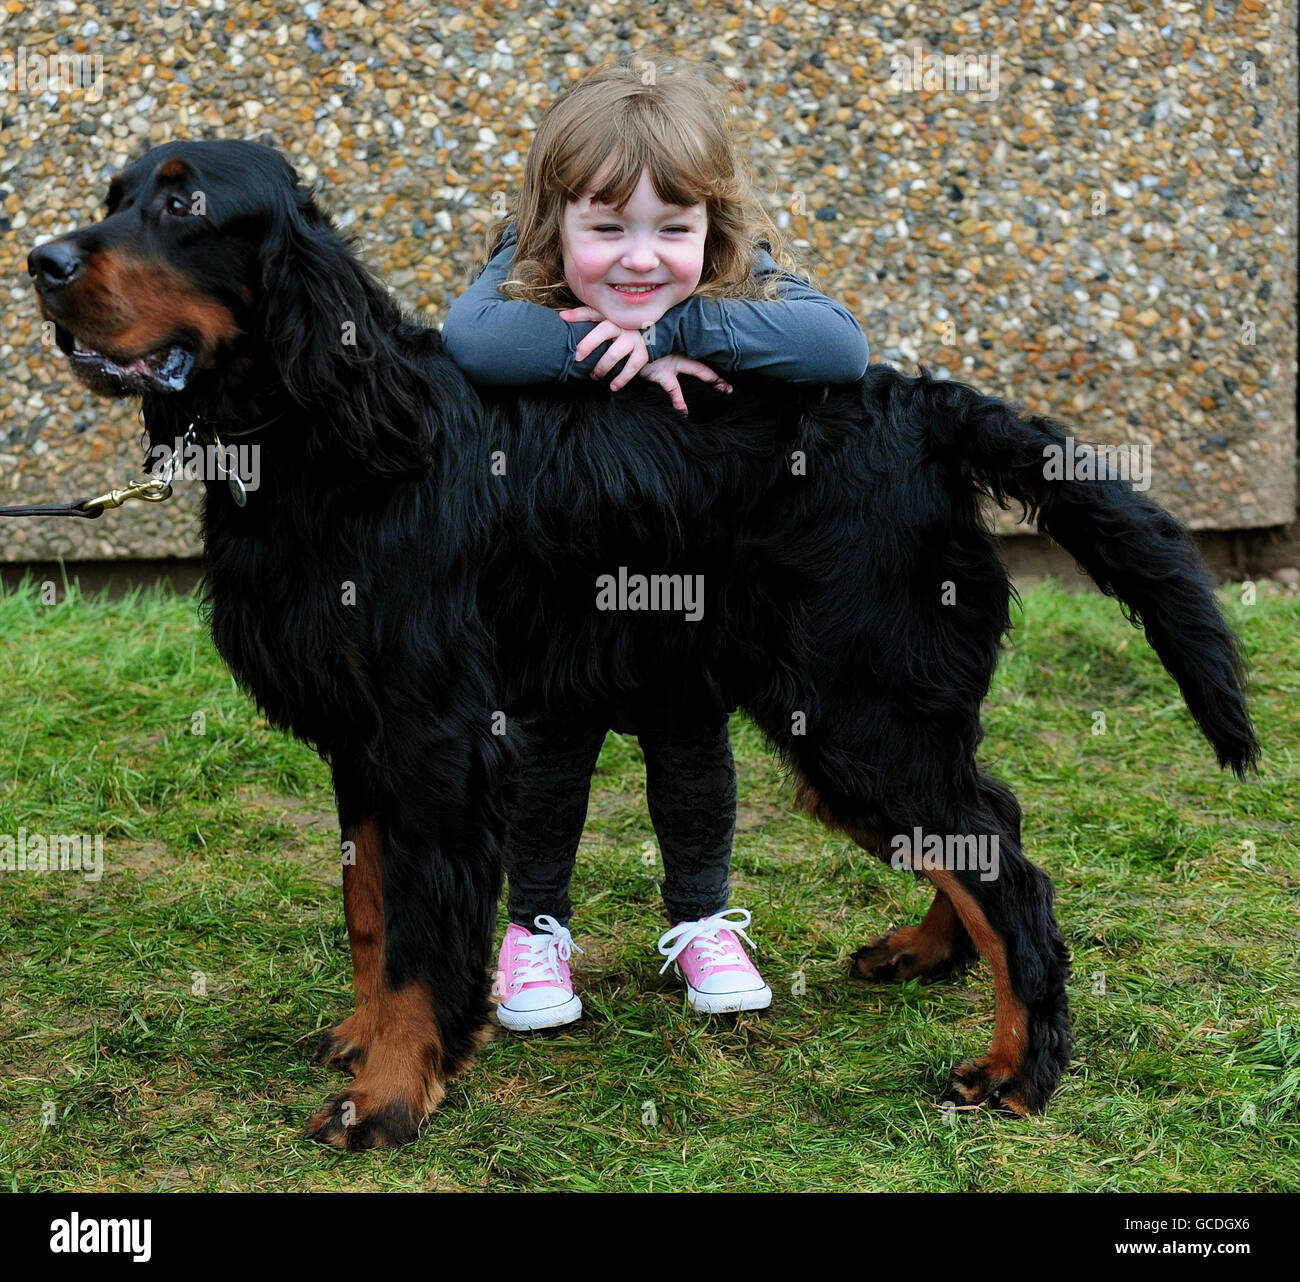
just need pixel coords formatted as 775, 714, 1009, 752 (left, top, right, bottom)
558, 305, 735, 409
559, 306, 651, 389
637, 355, 734, 414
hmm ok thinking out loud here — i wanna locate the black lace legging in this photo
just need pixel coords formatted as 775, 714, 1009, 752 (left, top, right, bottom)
502, 713, 736, 928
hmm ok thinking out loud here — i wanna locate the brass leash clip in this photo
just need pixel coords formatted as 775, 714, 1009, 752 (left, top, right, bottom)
79, 422, 194, 513
80, 477, 174, 512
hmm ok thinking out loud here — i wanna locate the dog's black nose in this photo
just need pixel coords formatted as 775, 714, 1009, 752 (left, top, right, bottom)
28, 241, 83, 287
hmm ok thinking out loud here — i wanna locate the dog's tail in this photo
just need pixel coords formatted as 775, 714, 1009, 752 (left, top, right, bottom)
906, 365, 1260, 777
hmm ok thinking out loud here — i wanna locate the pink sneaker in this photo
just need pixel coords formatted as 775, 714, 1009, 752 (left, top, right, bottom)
656, 908, 773, 1014
495, 915, 584, 1032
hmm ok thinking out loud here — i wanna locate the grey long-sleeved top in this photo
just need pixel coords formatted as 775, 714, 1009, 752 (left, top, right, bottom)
442, 222, 870, 386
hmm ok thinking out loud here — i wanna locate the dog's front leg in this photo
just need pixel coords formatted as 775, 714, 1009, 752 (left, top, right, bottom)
308, 771, 500, 1150
312, 813, 387, 1078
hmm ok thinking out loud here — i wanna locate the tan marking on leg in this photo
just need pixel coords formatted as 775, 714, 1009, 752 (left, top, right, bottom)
891, 892, 965, 971
796, 772, 968, 979
321, 818, 385, 1061
345, 818, 384, 1010
927, 868, 1027, 1080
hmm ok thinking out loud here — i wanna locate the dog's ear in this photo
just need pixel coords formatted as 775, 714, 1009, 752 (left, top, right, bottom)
253, 179, 431, 475
257, 184, 372, 407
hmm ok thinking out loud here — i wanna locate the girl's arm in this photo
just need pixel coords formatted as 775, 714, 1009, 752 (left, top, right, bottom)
443, 224, 869, 386
649, 248, 870, 383
442, 225, 613, 384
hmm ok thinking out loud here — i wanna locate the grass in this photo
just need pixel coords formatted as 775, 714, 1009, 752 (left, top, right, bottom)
0, 568, 1296, 1191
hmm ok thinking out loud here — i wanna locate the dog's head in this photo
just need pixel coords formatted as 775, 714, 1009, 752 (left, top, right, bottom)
27, 139, 342, 402
30, 139, 439, 477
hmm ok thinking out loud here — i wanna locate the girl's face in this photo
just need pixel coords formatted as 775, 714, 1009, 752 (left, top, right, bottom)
560, 165, 707, 329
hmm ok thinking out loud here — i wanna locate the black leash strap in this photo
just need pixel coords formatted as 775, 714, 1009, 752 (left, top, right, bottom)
0, 499, 105, 519
0, 479, 172, 519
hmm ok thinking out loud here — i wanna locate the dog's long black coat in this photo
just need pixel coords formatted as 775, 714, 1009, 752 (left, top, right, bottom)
28, 141, 1258, 1148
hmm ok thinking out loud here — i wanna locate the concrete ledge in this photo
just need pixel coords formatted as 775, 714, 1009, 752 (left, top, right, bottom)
7, 525, 1300, 605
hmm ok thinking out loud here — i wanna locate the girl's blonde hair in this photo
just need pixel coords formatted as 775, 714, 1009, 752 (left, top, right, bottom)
483, 54, 800, 307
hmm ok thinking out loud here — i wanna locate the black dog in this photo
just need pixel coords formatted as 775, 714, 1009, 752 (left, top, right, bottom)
28, 140, 1258, 1149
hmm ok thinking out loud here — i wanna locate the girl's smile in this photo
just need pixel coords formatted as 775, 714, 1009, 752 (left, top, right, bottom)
607, 282, 665, 301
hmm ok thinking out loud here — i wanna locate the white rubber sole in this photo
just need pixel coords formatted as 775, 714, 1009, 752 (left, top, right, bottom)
496, 993, 583, 1032
684, 982, 773, 1015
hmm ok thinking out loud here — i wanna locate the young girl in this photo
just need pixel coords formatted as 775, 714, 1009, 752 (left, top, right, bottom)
441, 55, 869, 1031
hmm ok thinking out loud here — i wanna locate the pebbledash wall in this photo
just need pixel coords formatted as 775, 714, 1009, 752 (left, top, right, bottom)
1, 0, 1296, 567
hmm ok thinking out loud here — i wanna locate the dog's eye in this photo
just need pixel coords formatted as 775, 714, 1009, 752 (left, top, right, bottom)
164, 194, 192, 217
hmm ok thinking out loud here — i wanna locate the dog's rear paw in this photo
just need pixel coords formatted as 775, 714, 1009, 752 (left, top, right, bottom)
939, 1056, 1035, 1117
304, 1090, 424, 1150
850, 928, 966, 984
850, 932, 920, 982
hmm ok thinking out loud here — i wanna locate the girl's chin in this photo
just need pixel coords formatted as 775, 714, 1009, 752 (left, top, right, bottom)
601, 294, 670, 325
609, 307, 668, 325
569, 287, 671, 326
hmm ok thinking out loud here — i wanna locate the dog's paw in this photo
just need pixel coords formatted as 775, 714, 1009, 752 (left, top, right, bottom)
849, 931, 923, 982
304, 1090, 424, 1150
850, 927, 966, 984
939, 1056, 1034, 1117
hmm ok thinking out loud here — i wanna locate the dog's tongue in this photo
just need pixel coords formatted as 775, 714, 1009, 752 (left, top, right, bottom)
145, 345, 194, 390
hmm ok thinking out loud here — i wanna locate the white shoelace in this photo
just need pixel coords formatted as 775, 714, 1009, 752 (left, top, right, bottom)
511, 914, 584, 984
656, 907, 755, 975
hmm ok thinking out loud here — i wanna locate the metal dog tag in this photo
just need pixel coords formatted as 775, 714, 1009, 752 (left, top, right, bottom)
211, 427, 248, 506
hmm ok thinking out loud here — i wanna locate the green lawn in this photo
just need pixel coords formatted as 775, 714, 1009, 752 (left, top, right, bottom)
0, 570, 1296, 1191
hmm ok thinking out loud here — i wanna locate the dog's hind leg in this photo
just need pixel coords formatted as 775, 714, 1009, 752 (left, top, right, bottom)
930, 770, 1072, 1115
792, 756, 1071, 1115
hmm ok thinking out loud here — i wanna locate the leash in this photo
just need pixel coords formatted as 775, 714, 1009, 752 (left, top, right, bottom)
0, 482, 171, 520
0, 421, 247, 518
